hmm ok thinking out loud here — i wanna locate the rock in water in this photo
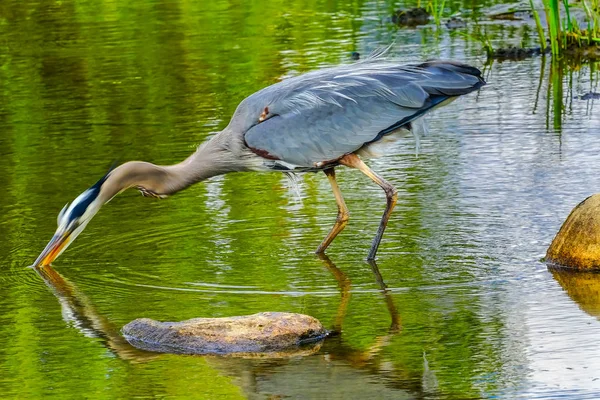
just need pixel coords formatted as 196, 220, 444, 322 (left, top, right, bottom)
547, 194, 600, 270
391, 8, 430, 26
122, 312, 328, 355
578, 92, 600, 101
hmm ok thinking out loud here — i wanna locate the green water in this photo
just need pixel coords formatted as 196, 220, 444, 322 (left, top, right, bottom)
2, 0, 600, 398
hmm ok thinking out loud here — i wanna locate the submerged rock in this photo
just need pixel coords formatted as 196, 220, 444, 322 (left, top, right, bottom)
547, 194, 600, 270
563, 42, 600, 60
577, 92, 600, 100
488, 9, 531, 20
122, 312, 328, 355
484, 2, 531, 21
445, 17, 467, 29
391, 8, 430, 26
490, 46, 550, 61
576, 92, 600, 100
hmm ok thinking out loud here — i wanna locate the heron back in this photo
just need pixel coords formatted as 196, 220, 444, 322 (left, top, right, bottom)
238, 59, 485, 168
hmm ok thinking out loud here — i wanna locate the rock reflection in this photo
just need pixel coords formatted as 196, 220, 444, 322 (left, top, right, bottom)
550, 267, 600, 318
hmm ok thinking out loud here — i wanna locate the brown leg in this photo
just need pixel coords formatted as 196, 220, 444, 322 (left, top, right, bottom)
339, 154, 398, 260
315, 168, 350, 254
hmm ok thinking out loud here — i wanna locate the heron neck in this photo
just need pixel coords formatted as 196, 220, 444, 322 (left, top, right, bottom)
169, 133, 243, 183
100, 134, 238, 202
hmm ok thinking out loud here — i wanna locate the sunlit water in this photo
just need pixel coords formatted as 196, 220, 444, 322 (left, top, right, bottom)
1, 0, 600, 398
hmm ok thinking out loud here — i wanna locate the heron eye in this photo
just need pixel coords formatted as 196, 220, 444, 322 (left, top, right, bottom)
57, 204, 69, 226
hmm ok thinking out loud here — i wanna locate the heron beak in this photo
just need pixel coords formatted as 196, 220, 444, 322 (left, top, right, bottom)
33, 232, 72, 268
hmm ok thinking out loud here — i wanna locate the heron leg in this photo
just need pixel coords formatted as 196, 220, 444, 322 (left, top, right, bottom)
315, 168, 350, 254
339, 154, 398, 260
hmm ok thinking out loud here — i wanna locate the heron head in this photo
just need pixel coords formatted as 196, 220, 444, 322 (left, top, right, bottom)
33, 170, 111, 268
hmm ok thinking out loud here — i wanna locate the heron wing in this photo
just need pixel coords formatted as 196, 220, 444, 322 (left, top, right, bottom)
242, 60, 485, 167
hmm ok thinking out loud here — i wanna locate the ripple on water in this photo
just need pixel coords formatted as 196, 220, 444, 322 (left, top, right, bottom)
1, 7, 600, 398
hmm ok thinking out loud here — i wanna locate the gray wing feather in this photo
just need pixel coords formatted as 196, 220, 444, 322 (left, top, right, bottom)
248, 99, 413, 166
237, 60, 484, 167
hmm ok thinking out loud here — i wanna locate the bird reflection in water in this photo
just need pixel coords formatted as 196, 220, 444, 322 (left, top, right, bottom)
216, 257, 432, 398
32, 260, 437, 397
31, 257, 400, 358
319, 253, 400, 333
31, 265, 155, 361
315, 255, 402, 367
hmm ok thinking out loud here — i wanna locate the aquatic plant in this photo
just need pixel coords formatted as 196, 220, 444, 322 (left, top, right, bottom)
544, 0, 562, 55
537, 0, 600, 55
579, 0, 600, 45
427, 0, 446, 26
530, 0, 547, 50
458, 27, 495, 58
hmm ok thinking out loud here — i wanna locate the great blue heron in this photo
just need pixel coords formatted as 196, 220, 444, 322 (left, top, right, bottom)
33, 57, 485, 267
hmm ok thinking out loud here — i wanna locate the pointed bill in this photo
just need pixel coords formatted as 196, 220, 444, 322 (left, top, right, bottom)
32, 233, 72, 268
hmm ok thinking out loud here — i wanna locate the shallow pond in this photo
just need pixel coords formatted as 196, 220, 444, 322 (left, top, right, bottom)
1, 0, 600, 398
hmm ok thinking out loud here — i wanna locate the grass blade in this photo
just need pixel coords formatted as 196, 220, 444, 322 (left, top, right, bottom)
530, 0, 548, 49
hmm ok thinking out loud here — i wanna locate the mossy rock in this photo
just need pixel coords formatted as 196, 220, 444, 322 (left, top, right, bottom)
122, 312, 328, 356
547, 194, 600, 270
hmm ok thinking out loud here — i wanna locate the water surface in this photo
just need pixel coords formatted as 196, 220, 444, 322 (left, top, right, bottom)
1, 0, 600, 398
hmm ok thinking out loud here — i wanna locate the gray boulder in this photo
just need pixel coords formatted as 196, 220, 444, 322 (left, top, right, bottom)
122, 312, 328, 356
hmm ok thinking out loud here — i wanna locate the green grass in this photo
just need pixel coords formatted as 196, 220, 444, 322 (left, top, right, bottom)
427, 0, 446, 26
530, 0, 547, 50
459, 27, 495, 59
538, 0, 600, 55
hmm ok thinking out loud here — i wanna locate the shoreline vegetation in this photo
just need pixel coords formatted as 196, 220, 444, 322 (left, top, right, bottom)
392, 0, 600, 62
388, 1, 598, 133
533, 0, 599, 57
